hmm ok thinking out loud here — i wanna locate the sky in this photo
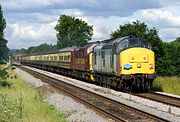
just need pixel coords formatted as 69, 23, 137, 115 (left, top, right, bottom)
0, 0, 180, 49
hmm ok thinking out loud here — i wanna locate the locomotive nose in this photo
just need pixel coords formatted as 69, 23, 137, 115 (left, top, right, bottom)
120, 48, 155, 75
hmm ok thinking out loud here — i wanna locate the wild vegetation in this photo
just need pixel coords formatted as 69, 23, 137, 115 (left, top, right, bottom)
152, 77, 180, 96
0, 5, 8, 62
0, 66, 67, 122
0, 66, 12, 87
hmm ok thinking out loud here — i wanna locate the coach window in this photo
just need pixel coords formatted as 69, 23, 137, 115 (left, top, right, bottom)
59, 56, 63, 61
64, 56, 69, 61
67, 55, 70, 61
54, 56, 57, 61
50, 56, 53, 61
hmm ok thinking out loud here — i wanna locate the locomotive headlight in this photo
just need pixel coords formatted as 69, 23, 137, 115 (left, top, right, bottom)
149, 64, 153, 70
137, 64, 141, 68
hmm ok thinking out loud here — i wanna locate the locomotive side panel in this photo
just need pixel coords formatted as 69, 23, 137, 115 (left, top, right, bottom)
73, 48, 88, 71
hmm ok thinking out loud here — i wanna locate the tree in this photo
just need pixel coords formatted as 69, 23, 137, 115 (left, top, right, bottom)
55, 15, 93, 49
174, 37, 180, 43
111, 20, 165, 75
0, 5, 8, 62
160, 39, 180, 76
18, 43, 57, 54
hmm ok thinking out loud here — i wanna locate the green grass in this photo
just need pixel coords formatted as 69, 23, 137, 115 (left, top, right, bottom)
0, 67, 67, 122
152, 76, 180, 96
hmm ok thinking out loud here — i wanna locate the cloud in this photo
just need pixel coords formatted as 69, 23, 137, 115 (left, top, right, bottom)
5, 12, 58, 23
141, 9, 180, 41
159, 28, 180, 41
142, 9, 180, 28
159, 0, 180, 6
77, 16, 133, 40
1, 0, 161, 17
6, 21, 57, 49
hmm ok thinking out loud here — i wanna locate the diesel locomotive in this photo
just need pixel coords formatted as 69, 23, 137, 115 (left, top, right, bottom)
20, 36, 157, 92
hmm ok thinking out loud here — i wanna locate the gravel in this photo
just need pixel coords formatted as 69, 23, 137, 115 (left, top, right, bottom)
22, 66, 180, 122
46, 93, 113, 122
15, 67, 49, 88
15, 67, 113, 122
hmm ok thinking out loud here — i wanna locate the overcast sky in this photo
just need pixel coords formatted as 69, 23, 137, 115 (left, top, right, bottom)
0, 0, 180, 49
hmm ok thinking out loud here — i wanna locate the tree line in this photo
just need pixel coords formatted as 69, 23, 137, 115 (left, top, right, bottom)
17, 43, 57, 54
0, 5, 178, 76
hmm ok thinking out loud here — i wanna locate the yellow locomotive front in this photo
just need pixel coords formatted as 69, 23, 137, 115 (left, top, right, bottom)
119, 38, 157, 91
120, 48, 155, 74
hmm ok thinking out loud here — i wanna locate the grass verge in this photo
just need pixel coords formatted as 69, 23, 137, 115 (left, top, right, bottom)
0, 66, 67, 122
152, 76, 180, 96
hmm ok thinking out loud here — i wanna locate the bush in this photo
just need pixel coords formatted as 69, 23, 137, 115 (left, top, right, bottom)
0, 80, 12, 87
0, 66, 8, 80
0, 66, 13, 87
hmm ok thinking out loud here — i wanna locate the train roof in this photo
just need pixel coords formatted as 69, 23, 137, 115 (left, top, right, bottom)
74, 42, 96, 50
93, 36, 129, 51
41, 46, 77, 55
102, 36, 128, 47
21, 46, 77, 56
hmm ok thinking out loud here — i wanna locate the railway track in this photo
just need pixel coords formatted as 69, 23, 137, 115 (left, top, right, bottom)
18, 66, 167, 122
132, 92, 180, 108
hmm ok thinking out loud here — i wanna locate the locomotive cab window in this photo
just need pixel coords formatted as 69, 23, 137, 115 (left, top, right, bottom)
128, 38, 139, 47
140, 39, 152, 50
119, 39, 128, 50
128, 38, 152, 49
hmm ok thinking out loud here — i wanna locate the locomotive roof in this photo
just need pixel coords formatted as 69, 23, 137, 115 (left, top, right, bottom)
102, 36, 129, 47
94, 36, 129, 51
